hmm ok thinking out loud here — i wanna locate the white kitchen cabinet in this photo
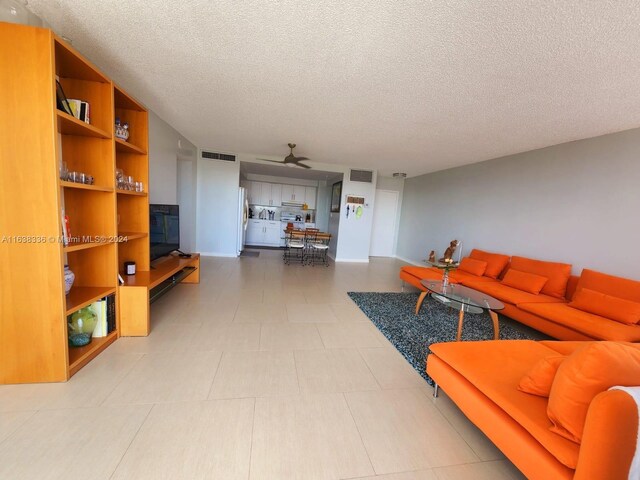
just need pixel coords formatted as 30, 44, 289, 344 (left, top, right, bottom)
246, 220, 281, 246
281, 185, 294, 203
304, 186, 316, 209
270, 184, 282, 206
251, 182, 282, 207
293, 186, 306, 203
264, 221, 281, 245
281, 184, 305, 203
246, 219, 263, 245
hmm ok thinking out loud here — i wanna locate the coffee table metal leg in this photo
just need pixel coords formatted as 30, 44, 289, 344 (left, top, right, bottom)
456, 307, 465, 341
489, 310, 500, 340
415, 291, 428, 314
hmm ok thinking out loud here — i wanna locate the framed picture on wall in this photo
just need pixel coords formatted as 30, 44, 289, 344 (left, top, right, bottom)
331, 181, 342, 213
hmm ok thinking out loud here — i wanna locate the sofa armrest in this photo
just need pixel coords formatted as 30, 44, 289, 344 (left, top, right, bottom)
574, 389, 638, 480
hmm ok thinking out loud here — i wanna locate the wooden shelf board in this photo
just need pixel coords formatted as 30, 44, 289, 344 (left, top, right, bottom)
68, 331, 118, 377
115, 138, 146, 155
63, 239, 112, 253
65, 286, 116, 315
116, 189, 147, 196
59, 180, 113, 192
118, 231, 147, 241
121, 254, 200, 289
57, 110, 111, 138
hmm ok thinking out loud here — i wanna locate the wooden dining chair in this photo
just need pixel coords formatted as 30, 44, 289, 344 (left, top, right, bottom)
284, 229, 305, 265
309, 232, 331, 266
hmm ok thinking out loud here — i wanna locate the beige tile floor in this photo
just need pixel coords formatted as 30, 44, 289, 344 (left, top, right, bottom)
0, 251, 525, 479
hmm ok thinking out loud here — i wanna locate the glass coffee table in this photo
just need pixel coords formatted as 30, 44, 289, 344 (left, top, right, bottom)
417, 280, 505, 341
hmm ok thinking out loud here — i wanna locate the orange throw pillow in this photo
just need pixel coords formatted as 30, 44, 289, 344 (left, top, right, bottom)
547, 342, 640, 443
469, 249, 510, 279
518, 355, 565, 397
502, 269, 548, 294
458, 257, 487, 277
570, 288, 640, 325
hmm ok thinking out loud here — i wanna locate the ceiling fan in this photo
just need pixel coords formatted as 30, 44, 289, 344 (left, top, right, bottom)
258, 143, 311, 169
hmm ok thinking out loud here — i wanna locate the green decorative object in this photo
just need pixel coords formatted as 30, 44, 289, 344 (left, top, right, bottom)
68, 306, 97, 347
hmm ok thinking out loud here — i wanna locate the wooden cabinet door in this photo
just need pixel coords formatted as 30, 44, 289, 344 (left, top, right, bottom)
304, 187, 316, 209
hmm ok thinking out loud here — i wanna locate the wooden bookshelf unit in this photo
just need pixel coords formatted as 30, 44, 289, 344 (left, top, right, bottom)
119, 254, 200, 336
0, 22, 151, 384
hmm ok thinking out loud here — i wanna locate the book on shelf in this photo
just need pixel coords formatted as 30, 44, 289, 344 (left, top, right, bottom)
67, 99, 90, 124
106, 294, 116, 333
90, 298, 108, 338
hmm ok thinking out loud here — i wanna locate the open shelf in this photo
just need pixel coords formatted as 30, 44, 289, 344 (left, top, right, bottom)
63, 239, 113, 253
65, 286, 116, 315
116, 189, 147, 196
118, 231, 147, 241
68, 330, 118, 377
116, 138, 146, 155
59, 180, 113, 192
57, 110, 111, 138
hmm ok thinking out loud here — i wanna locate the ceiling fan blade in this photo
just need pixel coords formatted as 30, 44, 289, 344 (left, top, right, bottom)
294, 162, 312, 169
294, 156, 309, 161
257, 158, 286, 164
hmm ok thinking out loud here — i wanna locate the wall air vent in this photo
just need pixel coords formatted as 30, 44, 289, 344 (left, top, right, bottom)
349, 169, 373, 183
202, 151, 236, 162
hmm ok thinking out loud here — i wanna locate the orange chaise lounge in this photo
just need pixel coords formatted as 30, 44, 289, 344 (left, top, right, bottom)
427, 339, 640, 480
400, 249, 640, 341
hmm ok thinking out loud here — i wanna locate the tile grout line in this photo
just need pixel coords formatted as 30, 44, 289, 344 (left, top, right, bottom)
204, 350, 225, 400
341, 392, 378, 477
107, 403, 154, 480
246, 397, 257, 480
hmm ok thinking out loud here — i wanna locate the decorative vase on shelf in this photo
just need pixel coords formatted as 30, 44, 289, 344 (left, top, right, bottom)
64, 265, 75, 295
68, 307, 97, 347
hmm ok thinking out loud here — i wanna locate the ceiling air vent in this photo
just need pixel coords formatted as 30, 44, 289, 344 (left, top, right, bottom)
202, 151, 236, 162
349, 169, 373, 183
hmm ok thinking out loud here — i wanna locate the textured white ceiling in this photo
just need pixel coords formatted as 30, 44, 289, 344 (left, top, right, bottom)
29, 1, 640, 177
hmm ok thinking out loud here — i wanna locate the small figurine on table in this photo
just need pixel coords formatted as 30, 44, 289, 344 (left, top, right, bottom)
439, 240, 459, 263
428, 250, 436, 263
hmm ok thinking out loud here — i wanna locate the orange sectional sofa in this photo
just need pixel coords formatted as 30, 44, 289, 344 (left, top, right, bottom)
400, 249, 640, 341
427, 340, 639, 480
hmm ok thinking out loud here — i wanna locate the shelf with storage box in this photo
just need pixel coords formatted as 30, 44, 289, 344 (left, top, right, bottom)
0, 22, 147, 384
119, 254, 200, 336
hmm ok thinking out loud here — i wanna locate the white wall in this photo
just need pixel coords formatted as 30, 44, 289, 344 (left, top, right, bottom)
244, 173, 319, 187
148, 111, 197, 251
375, 176, 404, 255
195, 153, 241, 256
396, 128, 640, 279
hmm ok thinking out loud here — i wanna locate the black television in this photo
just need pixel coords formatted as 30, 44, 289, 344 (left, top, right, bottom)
149, 204, 180, 260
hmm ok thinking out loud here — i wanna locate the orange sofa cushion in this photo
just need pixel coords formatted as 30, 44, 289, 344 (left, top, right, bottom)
518, 302, 640, 342
458, 257, 487, 277
450, 269, 496, 285
575, 268, 640, 303
570, 288, 640, 325
547, 342, 640, 444
510, 256, 572, 299
469, 249, 510, 279
502, 269, 548, 295
518, 355, 565, 397
463, 280, 564, 306
430, 340, 580, 468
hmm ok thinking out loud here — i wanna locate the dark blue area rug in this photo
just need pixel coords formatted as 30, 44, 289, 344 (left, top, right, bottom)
347, 292, 538, 385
